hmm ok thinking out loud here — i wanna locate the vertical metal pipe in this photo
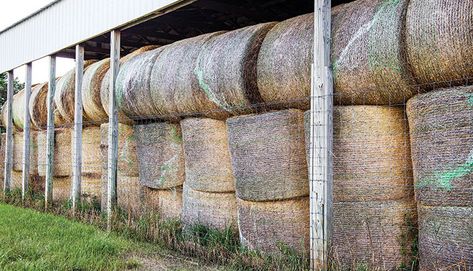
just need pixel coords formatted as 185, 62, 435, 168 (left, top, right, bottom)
3, 70, 14, 194
45, 55, 56, 209
22, 63, 32, 200
72, 45, 84, 213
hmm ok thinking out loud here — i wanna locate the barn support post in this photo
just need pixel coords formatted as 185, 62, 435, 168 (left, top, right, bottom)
72, 45, 84, 214
21, 63, 33, 201
107, 29, 120, 231
3, 70, 14, 194
45, 55, 56, 209
309, 0, 333, 270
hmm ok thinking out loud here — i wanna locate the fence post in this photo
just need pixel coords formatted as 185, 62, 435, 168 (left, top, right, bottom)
107, 29, 120, 231
45, 55, 56, 209
72, 45, 84, 213
310, 0, 333, 270
3, 70, 14, 194
22, 63, 33, 200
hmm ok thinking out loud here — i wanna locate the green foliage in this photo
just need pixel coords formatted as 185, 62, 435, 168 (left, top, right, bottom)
0, 72, 24, 106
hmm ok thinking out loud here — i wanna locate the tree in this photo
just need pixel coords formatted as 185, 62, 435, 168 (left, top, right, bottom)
0, 72, 24, 107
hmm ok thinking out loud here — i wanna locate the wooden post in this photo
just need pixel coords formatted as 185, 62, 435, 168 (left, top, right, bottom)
107, 29, 120, 231
72, 45, 84, 213
309, 0, 333, 270
3, 70, 14, 194
45, 56, 56, 209
22, 63, 33, 200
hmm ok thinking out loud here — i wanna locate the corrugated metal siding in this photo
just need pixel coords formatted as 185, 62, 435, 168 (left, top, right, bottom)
0, 0, 189, 73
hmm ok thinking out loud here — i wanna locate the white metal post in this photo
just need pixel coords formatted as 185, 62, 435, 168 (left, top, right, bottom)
45, 55, 56, 208
22, 63, 32, 200
107, 29, 120, 231
72, 45, 84, 213
310, 0, 333, 270
3, 70, 14, 194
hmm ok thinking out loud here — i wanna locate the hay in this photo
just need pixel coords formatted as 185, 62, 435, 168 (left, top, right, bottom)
304, 106, 413, 202
101, 175, 143, 215
29, 82, 64, 129
134, 122, 185, 189
12, 131, 38, 175
81, 126, 102, 174
100, 123, 139, 177
52, 176, 71, 202
237, 197, 309, 254
10, 170, 23, 190
257, 13, 313, 110
182, 185, 237, 230
417, 204, 473, 271
82, 59, 110, 124
227, 109, 308, 201
54, 60, 96, 124
194, 23, 276, 116
406, 0, 473, 89
406, 86, 473, 207
181, 118, 234, 193
332, 199, 417, 270
11, 89, 33, 131
143, 187, 183, 219
81, 173, 102, 202
331, 0, 416, 105
37, 128, 72, 177
149, 32, 224, 120
100, 46, 158, 124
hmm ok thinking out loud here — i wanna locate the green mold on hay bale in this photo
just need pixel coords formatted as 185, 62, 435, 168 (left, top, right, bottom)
195, 23, 276, 117
227, 109, 308, 201
82, 58, 110, 124
406, 0, 473, 89
406, 86, 473, 207
181, 118, 235, 193
134, 122, 185, 189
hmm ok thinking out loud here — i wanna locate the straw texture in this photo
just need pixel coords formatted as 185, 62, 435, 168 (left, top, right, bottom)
150, 32, 224, 120
331, 0, 416, 105
418, 205, 473, 271
143, 187, 183, 220
134, 122, 185, 189
53, 176, 71, 202
257, 13, 313, 109
101, 174, 143, 214
332, 200, 417, 270
82, 58, 110, 124
182, 185, 237, 230
237, 197, 309, 253
181, 118, 234, 193
12, 89, 36, 131
13, 131, 38, 175
227, 109, 308, 201
406, 86, 473, 206
406, 0, 473, 88
29, 81, 64, 129
81, 173, 102, 202
81, 126, 102, 174
194, 23, 276, 116
37, 128, 72, 177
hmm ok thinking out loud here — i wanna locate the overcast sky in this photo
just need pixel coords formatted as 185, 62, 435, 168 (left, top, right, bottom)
1, 0, 74, 84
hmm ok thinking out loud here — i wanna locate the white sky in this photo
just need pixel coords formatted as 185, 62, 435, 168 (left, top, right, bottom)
1, 0, 75, 84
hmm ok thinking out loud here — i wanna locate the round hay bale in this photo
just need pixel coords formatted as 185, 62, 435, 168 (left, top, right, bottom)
304, 106, 413, 202
100, 46, 159, 124
12, 89, 36, 131
100, 123, 139, 177
182, 184, 237, 230
257, 13, 313, 110
134, 122, 185, 189
150, 32, 225, 120
82, 58, 110, 124
406, 86, 473, 206
237, 197, 309, 254
53, 176, 71, 202
227, 109, 308, 201
37, 128, 72, 177
54, 60, 96, 124
143, 186, 183, 220
181, 118, 234, 193
332, 200, 417, 270
81, 173, 101, 202
331, 0, 416, 105
101, 175, 143, 215
80, 126, 102, 174
13, 131, 38, 175
194, 23, 276, 116
418, 204, 473, 271
29, 81, 64, 129
406, 0, 473, 89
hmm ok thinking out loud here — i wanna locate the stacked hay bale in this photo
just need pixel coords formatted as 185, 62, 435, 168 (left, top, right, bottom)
134, 122, 185, 219
194, 23, 276, 117
82, 59, 110, 125
12, 131, 38, 175
80, 126, 102, 201
29, 81, 65, 129
304, 107, 416, 269
180, 118, 236, 230
100, 123, 142, 215
227, 109, 309, 253
406, 86, 473, 270
406, 0, 473, 89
